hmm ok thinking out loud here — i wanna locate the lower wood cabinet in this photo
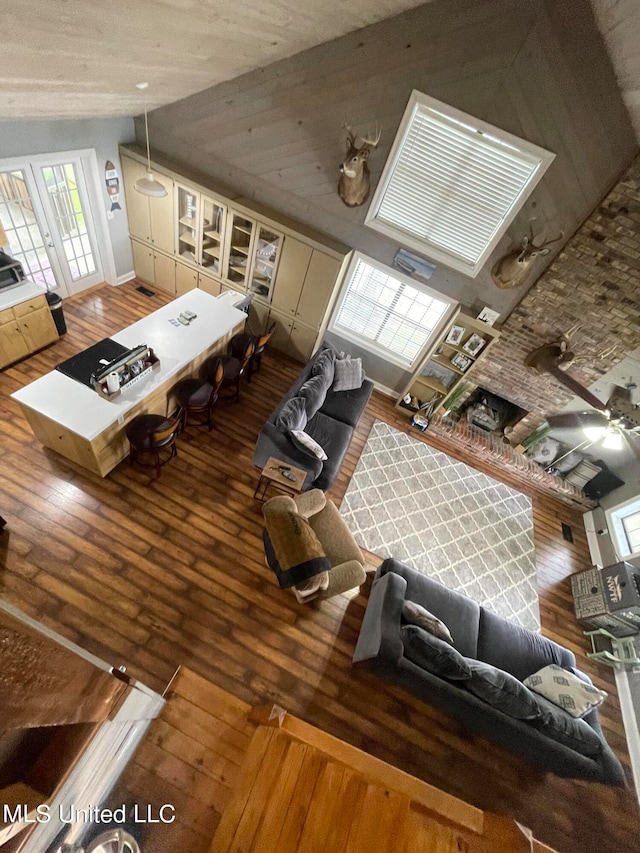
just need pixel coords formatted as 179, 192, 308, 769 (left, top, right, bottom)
268, 309, 317, 362
0, 295, 58, 369
153, 252, 176, 296
198, 271, 222, 297
131, 239, 176, 295
176, 262, 198, 296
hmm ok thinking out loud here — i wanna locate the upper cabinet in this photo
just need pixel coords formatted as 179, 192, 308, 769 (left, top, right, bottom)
176, 184, 200, 263
248, 225, 282, 301
201, 196, 227, 277
121, 156, 174, 253
224, 212, 256, 291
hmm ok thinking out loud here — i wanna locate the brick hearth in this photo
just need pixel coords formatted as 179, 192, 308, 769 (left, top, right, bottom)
425, 413, 593, 509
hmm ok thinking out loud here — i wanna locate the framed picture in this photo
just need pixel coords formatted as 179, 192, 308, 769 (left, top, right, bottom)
392, 248, 436, 283
422, 361, 457, 389
451, 352, 472, 372
445, 325, 465, 346
477, 306, 500, 326
463, 333, 486, 356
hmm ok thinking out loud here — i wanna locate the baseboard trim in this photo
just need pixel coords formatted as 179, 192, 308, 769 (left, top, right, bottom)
371, 379, 396, 398
117, 271, 136, 286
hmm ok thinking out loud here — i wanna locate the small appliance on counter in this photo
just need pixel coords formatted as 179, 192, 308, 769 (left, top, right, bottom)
0, 248, 25, 292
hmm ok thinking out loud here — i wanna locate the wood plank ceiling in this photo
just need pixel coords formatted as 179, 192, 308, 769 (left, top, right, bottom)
2, 0, 434, 119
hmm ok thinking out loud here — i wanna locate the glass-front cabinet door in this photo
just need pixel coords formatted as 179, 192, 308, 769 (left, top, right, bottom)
224, 212, 255, 289
201, 196, 226, 276
249, 225, 282, 301
176, 185, 199, 263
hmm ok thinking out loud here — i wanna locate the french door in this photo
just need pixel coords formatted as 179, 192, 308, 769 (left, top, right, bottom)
0, 152, 104, 297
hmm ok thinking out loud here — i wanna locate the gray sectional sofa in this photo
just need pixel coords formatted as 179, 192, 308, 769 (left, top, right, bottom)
353, 558, 625, 786
253, 344, 373, 491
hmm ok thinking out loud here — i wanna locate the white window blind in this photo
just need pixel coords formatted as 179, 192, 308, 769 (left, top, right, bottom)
366, 92, 554, 277
331, 256, 452, 366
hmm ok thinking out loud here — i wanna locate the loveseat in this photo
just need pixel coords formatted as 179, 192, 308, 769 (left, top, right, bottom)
353, 558, 625, 786
253, 344, 373, 491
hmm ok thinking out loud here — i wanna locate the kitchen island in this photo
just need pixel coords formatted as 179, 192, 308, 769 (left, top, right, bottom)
12, 289, 245, 476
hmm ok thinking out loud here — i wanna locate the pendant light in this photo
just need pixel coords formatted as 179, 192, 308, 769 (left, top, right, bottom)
134, 82, 167, 198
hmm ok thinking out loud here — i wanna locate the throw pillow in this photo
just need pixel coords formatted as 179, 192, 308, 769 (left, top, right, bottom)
274, 396, 308, 432
526, 436, 561, 465
263, 508, 331, 589
524, 664, 607, 718
402, 600, 453, 645
311, 348, 336, 386
299, 375, 328, 418
532, 695, 603, 758
465, 660, 541, 720
290, 429, 328, 461
401, 625, 471, 681
333, 357, 364, 392
551, 450, 584, 474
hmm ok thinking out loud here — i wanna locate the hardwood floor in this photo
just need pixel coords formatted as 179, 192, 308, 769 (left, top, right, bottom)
0, 282, 638, 853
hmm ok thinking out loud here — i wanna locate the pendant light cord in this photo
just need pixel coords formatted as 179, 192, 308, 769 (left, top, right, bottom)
144, 102, 152, 173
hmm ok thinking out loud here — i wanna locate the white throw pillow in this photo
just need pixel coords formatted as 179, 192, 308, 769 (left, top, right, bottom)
524, 664, 607, 718
290, 429, 328, 460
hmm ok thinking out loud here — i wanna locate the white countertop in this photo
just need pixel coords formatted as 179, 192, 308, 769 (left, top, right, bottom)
0, 279, 48, 311
12, 289, 246, 440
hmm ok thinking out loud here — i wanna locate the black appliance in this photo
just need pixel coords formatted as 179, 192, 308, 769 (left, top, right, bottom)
0, 249, 25, 291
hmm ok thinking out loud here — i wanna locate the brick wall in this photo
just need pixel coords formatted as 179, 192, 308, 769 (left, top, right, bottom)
469, 154, 640, 445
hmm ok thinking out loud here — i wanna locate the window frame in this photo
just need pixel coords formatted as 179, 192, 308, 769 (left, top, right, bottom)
365, 90, 555, 278
605, 496, 640, 561
328, 250, 458, 369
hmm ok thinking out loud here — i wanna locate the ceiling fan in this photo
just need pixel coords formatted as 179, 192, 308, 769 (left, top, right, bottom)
524, 340, 640, 458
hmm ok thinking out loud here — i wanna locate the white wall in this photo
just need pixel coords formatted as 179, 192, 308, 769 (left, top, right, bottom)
0, 116, 136, 281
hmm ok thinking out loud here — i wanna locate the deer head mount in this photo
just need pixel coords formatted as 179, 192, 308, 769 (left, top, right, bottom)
491, 219, 564, 289
338, 125, 381, 208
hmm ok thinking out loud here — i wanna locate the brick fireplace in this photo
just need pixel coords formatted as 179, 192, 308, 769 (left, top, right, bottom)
466, 155, 640, 447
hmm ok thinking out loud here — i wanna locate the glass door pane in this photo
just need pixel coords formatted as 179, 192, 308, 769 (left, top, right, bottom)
177, 186, 199, 263
40, 163, 98, 282
0, 169, 58, 291
249, 225, 281, 300
225, 213, 255, 289
201, 196, 226, 275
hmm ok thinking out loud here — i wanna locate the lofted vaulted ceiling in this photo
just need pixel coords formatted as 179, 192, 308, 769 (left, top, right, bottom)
3, 0, 434, 119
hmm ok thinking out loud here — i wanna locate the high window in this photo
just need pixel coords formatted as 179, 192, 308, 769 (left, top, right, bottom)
365, 91, 555, 277
607, 498, 640, 560
329, 252, 456, 368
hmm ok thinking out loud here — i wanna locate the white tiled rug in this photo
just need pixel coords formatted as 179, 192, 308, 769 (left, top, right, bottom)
342, 421, 540, 631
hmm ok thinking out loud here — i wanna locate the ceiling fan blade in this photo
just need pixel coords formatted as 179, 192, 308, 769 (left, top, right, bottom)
546, 411, 609, 430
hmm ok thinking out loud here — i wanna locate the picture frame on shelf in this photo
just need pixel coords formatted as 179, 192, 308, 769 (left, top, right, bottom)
422, 361, 457, 389
463, 333, 487, 356
451, 352, 472, 372
445, 325, 466, 346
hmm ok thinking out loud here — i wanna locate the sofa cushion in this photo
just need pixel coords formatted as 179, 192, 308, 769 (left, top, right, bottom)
310, 348, 336, 386
290, 429, 328, 461
333, 357, 364, 391
465, 660, 541, 720
476, 608, 574, 681
263, 505, 331, 589
524, 664, 608, 718
306, 411, 354, 491
532, 695, 603, 757
320, 380, 373, 428
299, 375, 329, 418
401, 625, 471, 680
380, 560, 480, 659
402, 600, 453, 644
274, 396, 308, 432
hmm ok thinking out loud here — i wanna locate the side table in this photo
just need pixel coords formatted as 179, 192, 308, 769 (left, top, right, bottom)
254, 456, 306, 501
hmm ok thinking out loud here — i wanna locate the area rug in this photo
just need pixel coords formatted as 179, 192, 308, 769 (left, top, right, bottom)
341, 421, 540, 631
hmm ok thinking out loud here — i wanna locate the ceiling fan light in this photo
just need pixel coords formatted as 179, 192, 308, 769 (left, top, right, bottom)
134, 171, 167, 197
583, 426, 608, 442
602, 431, 623, 450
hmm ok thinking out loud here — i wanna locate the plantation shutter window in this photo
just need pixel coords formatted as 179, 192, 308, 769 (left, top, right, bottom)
330, 254, 454, 367
366, 92, 554, 277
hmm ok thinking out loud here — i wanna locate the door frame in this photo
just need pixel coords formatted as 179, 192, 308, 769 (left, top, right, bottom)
0, 148, 117, 292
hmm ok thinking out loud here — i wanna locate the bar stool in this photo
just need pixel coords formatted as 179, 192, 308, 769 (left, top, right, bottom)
125, 407, 183, 478
173, 357, 224, 431
220, 337, 255, 402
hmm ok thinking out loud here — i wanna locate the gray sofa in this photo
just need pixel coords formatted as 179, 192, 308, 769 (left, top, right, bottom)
353, 558, 625, 786
253, 345, 373, 491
